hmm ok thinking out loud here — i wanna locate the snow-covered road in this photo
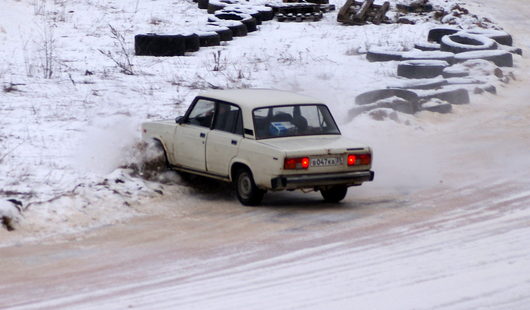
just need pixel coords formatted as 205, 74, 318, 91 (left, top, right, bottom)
1, 0, 530, 309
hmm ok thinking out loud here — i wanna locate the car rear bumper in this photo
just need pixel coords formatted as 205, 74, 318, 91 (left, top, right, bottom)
270, 170, 375, 190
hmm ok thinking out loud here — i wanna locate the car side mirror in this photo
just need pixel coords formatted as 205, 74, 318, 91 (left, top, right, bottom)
175, 116, 184, 124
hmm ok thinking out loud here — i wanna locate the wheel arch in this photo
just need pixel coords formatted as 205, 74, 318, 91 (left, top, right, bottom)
150, 137, 170, 165
230, 161, 252, 182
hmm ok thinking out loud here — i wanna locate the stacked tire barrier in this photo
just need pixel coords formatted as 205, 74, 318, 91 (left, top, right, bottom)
354, 27, 520, 118
135, 34, 186, 56
135, 0, 334, 56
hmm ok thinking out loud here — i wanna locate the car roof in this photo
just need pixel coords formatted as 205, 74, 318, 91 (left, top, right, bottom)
198, 89, 321, 109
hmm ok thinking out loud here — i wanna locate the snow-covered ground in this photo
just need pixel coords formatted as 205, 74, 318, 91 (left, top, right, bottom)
0, 0, 521, 241
1, 0, 530, 308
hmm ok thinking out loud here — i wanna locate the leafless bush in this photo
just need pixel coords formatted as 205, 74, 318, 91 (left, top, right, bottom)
222, 64, 252, 88
99, 25, 134, 75
33, 0, 47, 16
41, 23, 55, 79
345, 46, 364, 56
182, 73, 222, 90
149, 16, 165, 25
211, 50, 226, 72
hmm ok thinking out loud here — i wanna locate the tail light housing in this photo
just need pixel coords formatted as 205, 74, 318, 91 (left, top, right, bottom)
347, 153, 371, 166
284, 157, 310, 169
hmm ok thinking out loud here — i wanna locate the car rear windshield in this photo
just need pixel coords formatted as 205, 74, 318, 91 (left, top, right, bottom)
252, 104, 341, 139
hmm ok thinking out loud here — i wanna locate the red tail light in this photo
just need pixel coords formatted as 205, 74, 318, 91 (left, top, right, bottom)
359, 153, 371, 165
284, 157, 310, 169
347, 154, 357, 166
347, 153, 371, 166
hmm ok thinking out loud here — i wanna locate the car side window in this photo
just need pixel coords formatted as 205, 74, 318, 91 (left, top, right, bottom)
213, 103, 243, 135
186, 99, 215, 128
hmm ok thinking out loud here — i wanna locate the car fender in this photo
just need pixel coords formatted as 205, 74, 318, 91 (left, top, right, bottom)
229, 158, 253, 182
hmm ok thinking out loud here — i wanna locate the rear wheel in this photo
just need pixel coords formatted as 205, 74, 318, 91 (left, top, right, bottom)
234, 168, 264, 206
321, 186, 348, 203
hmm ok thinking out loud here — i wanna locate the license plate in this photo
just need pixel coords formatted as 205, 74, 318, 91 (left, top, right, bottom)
310, 156, 343, 167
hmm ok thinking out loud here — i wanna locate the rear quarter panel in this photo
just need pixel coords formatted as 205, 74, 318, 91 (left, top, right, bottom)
236, 139, 284, 188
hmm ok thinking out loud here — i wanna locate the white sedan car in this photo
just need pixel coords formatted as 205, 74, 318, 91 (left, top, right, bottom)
142, 89, 374, 205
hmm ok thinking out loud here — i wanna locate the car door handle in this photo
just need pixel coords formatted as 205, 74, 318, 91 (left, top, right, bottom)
200, 132, 206, 138
231, 140, 237, 145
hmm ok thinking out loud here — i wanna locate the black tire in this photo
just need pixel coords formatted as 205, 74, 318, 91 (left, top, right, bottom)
296, 13, 303, 22
222, 5, 263, 24
397, 60, 449, 79
307, 0, 329, 4
355, 88, 419, 105
445, 77, 486, 86
256, 6, 274, 21
141, 139, 169, 179
467, 29, 513, 46
442, 66, 469, 78
321, 186, 347, 203
198, 0, 208, 9
294, 3, 319, 14
352, 88, 420, 115
202, 25, 233, 41
440, 32, 497, 54
135, 34, 186, 57
366, 49, 403, 62
234, 168, 265, 206
250, 12, 263, 25
419, 88, 470, 105
414, 42, 441, 51
241, 17, 257, 32
498, 44, 523, 56
214, 11, 244, 20
474, 84, 497, 95
320, 4, 335, 11
207, 1, 226, 13
401, 51, 454, 64
454, 50, 513, 67
208, 21, 247, 37
227, 23, 248, 37
389, 77, 448, 90
214, 12, 257, 32
427, 27, 459, 43
183, 33, 200, 52
198, 32, 221, 47
213, 27, 233, 41
420, 100, 453, 114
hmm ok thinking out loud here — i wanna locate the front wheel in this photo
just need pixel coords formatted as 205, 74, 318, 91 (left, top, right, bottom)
320, 186, 348, 203
141, 139, 168, 179
234, 168, 265, 206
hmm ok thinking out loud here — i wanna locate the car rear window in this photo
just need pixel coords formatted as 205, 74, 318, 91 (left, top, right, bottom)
252, 104, 340, 139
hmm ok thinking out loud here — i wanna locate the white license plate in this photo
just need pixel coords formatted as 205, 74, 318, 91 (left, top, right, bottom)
310, 156, 343, 167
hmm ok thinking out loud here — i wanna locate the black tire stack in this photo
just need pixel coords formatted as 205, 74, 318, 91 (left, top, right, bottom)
135, 0, 335, 57
353, 26, 519, 118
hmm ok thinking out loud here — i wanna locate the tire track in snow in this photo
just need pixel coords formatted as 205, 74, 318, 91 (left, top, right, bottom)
7, 176, 528, 310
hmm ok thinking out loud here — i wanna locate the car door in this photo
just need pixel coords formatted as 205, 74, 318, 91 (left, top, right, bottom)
174, 98, 215, 171
206, 102, 244, 177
